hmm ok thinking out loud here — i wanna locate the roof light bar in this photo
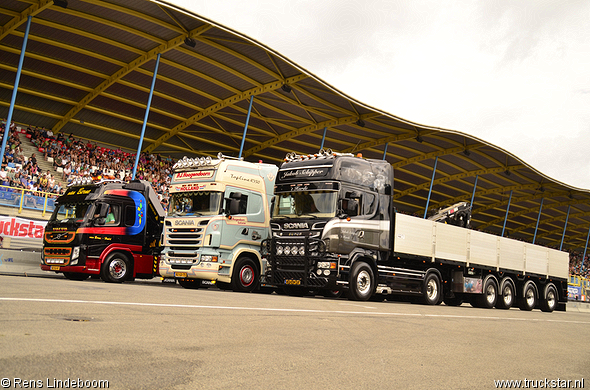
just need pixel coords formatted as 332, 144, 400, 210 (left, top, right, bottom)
284, 149, 355, 162
173, 155, 220, 170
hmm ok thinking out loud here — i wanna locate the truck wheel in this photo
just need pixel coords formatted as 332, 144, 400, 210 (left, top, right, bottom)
348, 262, 374, 301
63, 272, 89, 281
231, 257, 260, 292
476, 278, 497, 309
443, 295, 463, 306
495, 281, 515, 310
101, 253, 131, 283
540, 284, 558, 313
518, 282, 537, 311
422, 273, 441, 305
178, 278, 201, 289
322, 289, 343, 299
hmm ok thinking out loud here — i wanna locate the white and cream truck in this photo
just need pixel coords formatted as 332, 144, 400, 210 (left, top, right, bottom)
159, 154, 277, 291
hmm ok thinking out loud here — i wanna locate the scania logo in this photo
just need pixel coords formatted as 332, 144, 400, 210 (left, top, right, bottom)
174, 220, 195, 226
283, 222, 309, 230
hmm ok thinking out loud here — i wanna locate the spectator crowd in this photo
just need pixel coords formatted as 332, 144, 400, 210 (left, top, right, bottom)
1, 119, 173, 208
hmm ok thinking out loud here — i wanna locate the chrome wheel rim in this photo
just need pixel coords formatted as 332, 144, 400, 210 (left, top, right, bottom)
525, 287, 535, 307
503, 285, 513, 306
427, 278, 438, 301
356, 270, 371, 295
109, 259, 126, 280
240, 265, 254, 287
547, 289, 556, 309
486, 284, 496, 305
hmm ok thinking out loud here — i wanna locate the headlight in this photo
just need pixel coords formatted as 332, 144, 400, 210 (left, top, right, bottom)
284, 246, 291, 255
72, 246, 80, 260
276, 246, 283, 256
298, 246, 305, 256
201, 255, 218, 262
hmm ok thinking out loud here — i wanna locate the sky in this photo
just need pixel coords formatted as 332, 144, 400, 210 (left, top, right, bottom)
170, 0, 590, 189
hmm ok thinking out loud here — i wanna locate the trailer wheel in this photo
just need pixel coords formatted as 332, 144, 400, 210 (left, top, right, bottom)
231, 257, 259, 292
540, 284, 558, 313
101, 253, 131, 283
347, 262, 374, 301
476, 278, 498, 309
63, 272, 89, 281
178, 278, 201, 289
518, 282, 537, 311
495, 281, 515, 310
422, 273, 441, 305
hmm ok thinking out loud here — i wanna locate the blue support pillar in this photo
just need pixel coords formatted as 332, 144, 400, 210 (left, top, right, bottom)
582, 225, 590, 273
382, 143, 389, 160
501, 190, 513, 237
423, 157, 438, 219
319, 127, 328, 151
532, 198, 544, 244
559, 205, 571, 251
1, 15, 32, 168
470, 175, 478, 208
133, 53, 160, 180
238, 96, 254, 160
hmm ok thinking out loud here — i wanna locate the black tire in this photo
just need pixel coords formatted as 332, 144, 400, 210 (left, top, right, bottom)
231, 257, 259, 292
518, 282, 537, 311
443, 295, 463, 306
422, 273, 441, 305
178, 278, 201, 289
475, 278, 498, 309
347, 262, 374, 301
100, 253, 131, 283
495, 281, 515, 310
63, 272, 90, 281
540, 284, 558, 313
322, 289, 343, 299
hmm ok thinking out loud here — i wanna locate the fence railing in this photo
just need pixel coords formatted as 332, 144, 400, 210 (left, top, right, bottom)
0, 184, 57, 216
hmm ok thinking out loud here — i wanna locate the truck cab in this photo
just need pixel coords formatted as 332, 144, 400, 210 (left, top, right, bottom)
158, 154, 277, 291
263, 150, 393, 296
41, 179, 165, 282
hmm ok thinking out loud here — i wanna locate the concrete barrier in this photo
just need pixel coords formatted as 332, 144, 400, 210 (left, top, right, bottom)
0, 249, 54, 277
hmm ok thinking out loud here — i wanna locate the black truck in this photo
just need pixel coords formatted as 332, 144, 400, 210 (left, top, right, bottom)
41, 179, 165, 282
262, 150, 568, 312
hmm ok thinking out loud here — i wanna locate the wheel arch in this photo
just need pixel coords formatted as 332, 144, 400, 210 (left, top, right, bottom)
542, 282, 558, 300
102, 248, 135, 274
499, 276, 516, 292
232, 248, 262, 276
482, 274, 499, 290
520, 279, 539, 299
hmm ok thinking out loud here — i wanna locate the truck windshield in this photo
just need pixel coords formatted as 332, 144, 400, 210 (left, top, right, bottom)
273, 191, 337, 218
51, 202, 93, 222
169, 191, 222, 216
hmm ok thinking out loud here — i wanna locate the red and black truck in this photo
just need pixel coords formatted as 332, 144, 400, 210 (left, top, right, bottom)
41, 179, 165, 282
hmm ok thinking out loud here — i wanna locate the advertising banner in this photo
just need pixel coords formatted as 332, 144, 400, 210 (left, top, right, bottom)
0, 215, 47, 241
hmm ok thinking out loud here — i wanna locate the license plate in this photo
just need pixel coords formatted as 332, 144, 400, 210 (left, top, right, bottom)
285, 279, 301, 285
50, 266, 60, 271
175, 272, 187, 278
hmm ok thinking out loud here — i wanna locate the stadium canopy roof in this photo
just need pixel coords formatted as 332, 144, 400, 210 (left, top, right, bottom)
2, 0, 590, 251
